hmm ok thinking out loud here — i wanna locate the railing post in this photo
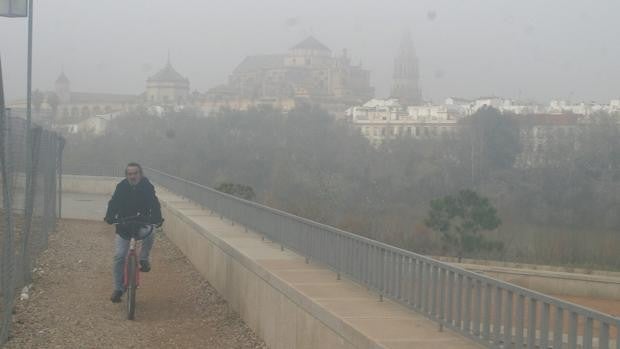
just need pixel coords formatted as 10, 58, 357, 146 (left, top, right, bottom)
421, 262, 428, 314
540, 302, 550, 349
431, 264, 438, 318
493, 287, 502, 345
456, 273, 463, 329
568, 311, 577, 349
527, 299, 537, 349
379, 248, 385, 301
396, 253, 403, 301
583, 317, 593, 349
447, 270, 454, 327
483, 283, 491, 341
473, 279, 481, 336
439, 268, 446, 323
417, 260, 424, 310
464, 276, 472, 333
598, 322, 609, 349
515, 294, 525, 349
504, 291, 513, 347
553, 307, 564, 349
337, 234, 342, 280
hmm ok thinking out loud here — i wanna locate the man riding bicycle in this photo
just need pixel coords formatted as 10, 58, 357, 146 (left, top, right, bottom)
104, 163, 163, 303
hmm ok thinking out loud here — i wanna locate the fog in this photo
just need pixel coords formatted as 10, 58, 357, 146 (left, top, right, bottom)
3, 0, 620, 267
2, 0, 619, 102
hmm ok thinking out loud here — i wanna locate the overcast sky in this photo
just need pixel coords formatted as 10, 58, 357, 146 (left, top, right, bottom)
1, 0, 619, 103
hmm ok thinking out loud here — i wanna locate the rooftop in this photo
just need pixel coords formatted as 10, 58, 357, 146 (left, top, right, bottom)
148, 61, 189, 83
56, 72, 69, 84
291, 36, 331, 52
232, 54, 285, 75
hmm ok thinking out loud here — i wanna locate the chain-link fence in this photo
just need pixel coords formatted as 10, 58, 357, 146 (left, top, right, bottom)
0, 82, 65, 346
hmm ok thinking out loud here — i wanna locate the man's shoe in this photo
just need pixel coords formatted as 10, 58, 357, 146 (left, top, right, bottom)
139, 260, 151, 273
110, 290, 123, 303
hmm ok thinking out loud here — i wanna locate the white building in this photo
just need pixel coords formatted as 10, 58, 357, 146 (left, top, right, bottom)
472, 97, 504, 111
347, 99, 461, 145
445, 97, 542, 116
547, 100, 609, 116
56, 112, 121, 136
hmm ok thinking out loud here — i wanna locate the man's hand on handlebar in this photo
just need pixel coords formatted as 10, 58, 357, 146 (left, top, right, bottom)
104, 215, 163, 228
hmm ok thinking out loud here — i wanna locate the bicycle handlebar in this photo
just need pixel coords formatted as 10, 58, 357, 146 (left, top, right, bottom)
111, 216, 147, 225
110, 217, 159, 241
106, 213, 155, 224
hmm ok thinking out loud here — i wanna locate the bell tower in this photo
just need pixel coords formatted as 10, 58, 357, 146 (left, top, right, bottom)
55, 70, 71, 103
390, 30, 422, 105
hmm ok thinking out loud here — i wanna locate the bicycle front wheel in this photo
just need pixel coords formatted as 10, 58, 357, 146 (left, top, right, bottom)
126, 254, 137, 320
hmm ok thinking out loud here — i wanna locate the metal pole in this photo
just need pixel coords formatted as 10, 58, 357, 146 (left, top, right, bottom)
18, 0, 35, 288
26, 0, 33, 129
58, 142, 62, 218
23, 0, 34, 217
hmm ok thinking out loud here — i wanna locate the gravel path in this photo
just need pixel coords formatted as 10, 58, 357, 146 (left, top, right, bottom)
5, 219, 266, 349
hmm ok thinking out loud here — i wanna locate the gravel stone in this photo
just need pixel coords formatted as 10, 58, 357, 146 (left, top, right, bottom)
5, 219, 266, 349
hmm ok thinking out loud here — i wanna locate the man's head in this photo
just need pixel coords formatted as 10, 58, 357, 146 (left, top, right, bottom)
125, 162, 143, 185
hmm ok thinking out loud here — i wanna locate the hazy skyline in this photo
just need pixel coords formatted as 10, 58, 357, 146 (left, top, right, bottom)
1, 0, 619, 103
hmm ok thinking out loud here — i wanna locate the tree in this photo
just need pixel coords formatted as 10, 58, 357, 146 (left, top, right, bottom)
215, 183, 256, 201
46, 92, 59, 119
32, 89, 44, 112
425, 189, 502, 261
459, 107, 521, 184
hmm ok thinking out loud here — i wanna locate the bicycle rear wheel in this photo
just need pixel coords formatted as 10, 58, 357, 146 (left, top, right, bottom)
126, 254, 137, 320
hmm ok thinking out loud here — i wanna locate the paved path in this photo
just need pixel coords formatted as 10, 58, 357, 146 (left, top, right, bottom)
60, 192, 109, 220
5, 219, 265, 348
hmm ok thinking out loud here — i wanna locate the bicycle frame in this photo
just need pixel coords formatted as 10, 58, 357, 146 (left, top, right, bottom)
123, 237, 142, 289
111, 215, 157, 320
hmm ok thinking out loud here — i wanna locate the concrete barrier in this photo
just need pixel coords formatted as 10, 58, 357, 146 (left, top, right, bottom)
61, 174, 121, 195
433, 257, 620, 300
160, 202, 358, 348
458, 263, 620, 300
433, 256, 620, 278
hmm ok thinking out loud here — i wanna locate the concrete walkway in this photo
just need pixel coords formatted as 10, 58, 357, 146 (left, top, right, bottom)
61, 192, 109, 220
157, 189, 483, 349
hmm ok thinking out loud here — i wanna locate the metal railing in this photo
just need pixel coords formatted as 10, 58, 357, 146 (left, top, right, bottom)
145, 167, 619, 349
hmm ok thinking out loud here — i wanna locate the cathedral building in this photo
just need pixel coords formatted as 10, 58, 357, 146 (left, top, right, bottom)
203, 37, 374, 114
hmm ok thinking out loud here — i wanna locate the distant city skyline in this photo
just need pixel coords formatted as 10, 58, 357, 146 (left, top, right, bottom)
1, 0, 619, 103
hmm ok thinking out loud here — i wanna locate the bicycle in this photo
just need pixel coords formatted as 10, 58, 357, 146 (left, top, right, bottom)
111, 215, 157, 320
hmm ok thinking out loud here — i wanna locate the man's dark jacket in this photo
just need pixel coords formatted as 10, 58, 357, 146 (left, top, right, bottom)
105, 177, 163, 238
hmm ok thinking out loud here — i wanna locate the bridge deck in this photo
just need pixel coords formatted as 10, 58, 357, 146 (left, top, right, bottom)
157, 189, 483, 348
